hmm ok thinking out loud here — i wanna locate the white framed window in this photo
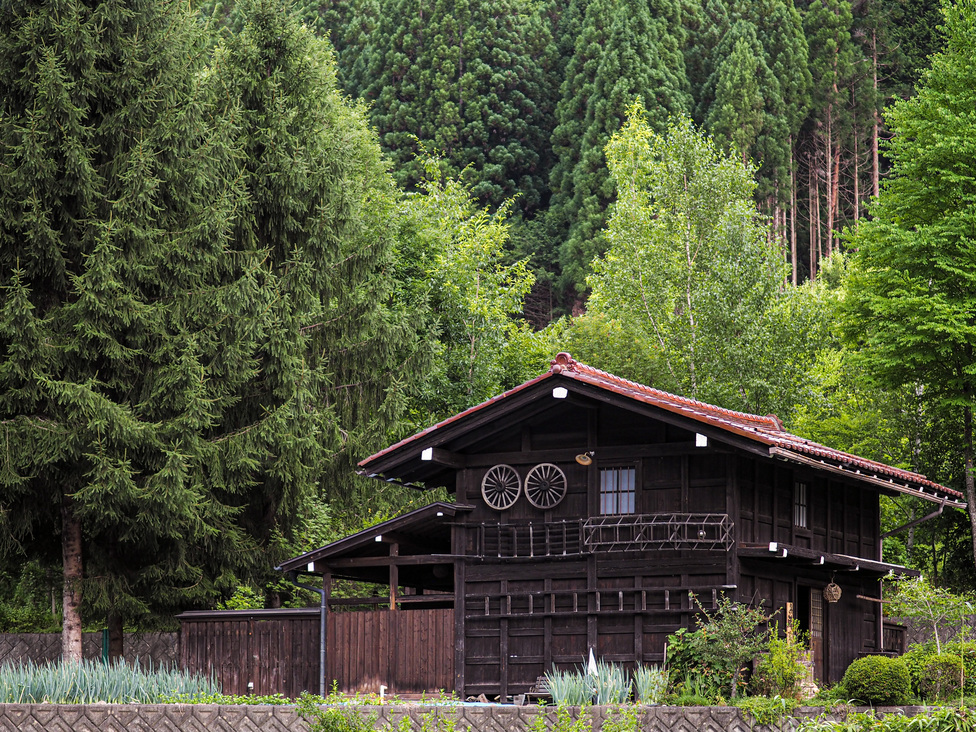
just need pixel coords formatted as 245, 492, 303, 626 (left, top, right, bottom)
600, 467, 635, 515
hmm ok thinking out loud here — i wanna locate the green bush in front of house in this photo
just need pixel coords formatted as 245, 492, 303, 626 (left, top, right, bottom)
920, 654, 965, 701
841, 655, 911, 706
902, 642, 976, 699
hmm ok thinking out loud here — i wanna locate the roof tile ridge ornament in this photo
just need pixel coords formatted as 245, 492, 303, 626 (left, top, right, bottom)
550, 352, 579, 374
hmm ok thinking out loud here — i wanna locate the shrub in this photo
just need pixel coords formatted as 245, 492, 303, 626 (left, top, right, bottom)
900, 644, 935, 695
665, 594, 773, 699
944, 641, 976, 695
751, 622, 808, 700
296, 692, 378, 732
841, 655, 911, 706
920, 653, 964, 701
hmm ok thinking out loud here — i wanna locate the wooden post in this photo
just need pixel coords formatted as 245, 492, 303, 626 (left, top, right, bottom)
786, 602, 795, 643
389, 543, 399, 611
323, 570, 332, 696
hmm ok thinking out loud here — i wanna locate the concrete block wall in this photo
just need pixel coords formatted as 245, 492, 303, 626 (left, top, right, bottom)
0, 704, 931, 732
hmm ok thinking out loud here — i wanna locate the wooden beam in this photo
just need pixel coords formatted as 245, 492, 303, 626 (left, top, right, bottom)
373, 532, 429, 554
421, 447, 467, 468
462, 442, 713, 469
324, 555, 456, 569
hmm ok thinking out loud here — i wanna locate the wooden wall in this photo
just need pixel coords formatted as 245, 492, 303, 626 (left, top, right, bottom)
330, 608, 454, 694
181, 610, 319, 696
180, 608, 453, 697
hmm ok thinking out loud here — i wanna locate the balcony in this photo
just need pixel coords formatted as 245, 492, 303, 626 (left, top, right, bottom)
476, 513, 734, 559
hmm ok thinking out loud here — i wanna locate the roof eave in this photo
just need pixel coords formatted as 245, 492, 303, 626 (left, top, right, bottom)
770, 447, 966, 508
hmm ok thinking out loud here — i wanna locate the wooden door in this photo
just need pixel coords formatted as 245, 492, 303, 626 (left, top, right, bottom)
796, 586, 824, 683
809, 589, 824, 682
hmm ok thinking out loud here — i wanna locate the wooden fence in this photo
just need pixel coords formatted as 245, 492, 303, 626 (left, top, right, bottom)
179, 607, 454, 697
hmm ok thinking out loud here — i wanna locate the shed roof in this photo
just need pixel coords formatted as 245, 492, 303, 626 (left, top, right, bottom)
360, 353, 964, 508
277, 501, 471, 579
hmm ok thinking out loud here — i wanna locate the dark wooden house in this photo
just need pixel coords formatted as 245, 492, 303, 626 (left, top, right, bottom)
279, 353, 964, 699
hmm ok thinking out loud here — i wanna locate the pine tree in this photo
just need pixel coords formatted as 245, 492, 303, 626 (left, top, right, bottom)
551, 0, 691, 300
706, 24, 770, 164
686, 0, 731, 120
0, 0, 281, 659
361, 0, 554, 213
208, 0, 434, 549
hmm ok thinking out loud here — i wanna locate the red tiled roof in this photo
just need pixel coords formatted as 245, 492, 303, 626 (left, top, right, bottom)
361, 352, 963, 502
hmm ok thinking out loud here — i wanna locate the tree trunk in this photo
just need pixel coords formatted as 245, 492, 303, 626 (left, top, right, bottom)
853, 106, 860, 222
808, 154, 818, 280
831, 132, 841, 252
61, 494, 84, 663
965, 403, 976, 569
872, 29, 881, 201
107, 610, 124, 663
790, 137, 797, 286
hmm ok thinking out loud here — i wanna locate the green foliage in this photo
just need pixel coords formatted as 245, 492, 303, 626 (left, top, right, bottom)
216, 585, 265, 611
0, 0, 297, 642
903, 641, 976, 699
797, 708, 976, 732
0, 562, 59, 633
670, 673, 716, 706
665, 594, 773, 699
551, 705, 592, 732
545, 669, 591, 706
751, 622, 809, 700
733, 695, 799, 726
589, 106, 825, 420
360, 0, 556, 213
886, 576, 974, 654
901, 644, 935, 695
841, 0, 976, 566
0, 660, 219, 704
296, 692, 379, 732
162, 691, 293, 704
592, 661, 630, 705
543, 662, 630, 705
398, 158, 546, 425
418, 708, 461, 732
549, 0, 690, 297
841, 655, 911, 706
551, 313, 663, 387
601, 706, 639, 732
632, 664, 668, 705
920, 653, 964, 702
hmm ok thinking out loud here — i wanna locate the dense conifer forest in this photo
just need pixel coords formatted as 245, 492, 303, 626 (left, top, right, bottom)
295, 0, 946, 315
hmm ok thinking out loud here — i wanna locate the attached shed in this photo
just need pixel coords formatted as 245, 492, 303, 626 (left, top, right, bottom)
277, 353, 964, 700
